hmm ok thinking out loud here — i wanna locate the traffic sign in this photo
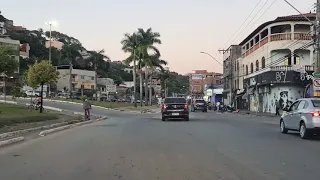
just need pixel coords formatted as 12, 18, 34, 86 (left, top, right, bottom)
314, 78, 320, 91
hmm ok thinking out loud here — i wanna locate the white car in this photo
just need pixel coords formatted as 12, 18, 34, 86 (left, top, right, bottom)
280, 98, 320, 139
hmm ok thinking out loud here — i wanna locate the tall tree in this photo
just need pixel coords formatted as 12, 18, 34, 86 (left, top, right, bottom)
0, 46, 18, 76
26, 60, 59, 113
0, 45, 19, 101
87, 49, 109, 101
121, 32, 141, 107
136, 28, 162, 106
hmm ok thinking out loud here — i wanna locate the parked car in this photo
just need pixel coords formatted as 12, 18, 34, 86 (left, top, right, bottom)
280, 98, 320, 139
161, 97, 189, 121
191, 99, 208, 112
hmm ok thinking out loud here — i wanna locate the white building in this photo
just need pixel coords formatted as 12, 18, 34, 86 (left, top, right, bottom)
237, 13, 315, 113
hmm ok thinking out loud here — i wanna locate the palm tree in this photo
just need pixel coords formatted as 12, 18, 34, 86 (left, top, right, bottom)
136, 28, 162, 106
122, 28, 162, 107
121, 33, 140, 107
139, 53, 167, 105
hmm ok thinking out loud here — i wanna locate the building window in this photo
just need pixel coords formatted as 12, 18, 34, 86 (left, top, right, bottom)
242, 65, 244, 75
261, 57, 265, 68
246, 65, 248, 75
91, 85, 94, 89
81, 75, 85, 79
250, 63, 253, 73
237, 62, 239, 72
255, 60, 259, 71
91, 76, 94, 80
81, 84, 84, 89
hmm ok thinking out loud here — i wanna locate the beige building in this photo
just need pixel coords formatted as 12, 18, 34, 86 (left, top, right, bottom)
45, 40, 64, 50
56, 68, 96, 93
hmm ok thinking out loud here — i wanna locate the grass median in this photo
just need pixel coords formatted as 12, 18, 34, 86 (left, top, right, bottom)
51, 98, 133, 108
0, 103, 59, 128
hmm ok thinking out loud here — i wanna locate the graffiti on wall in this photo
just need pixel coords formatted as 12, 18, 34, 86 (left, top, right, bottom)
276, 71, 287, 82
262, 86, 303, 113
300, 72, 315, 81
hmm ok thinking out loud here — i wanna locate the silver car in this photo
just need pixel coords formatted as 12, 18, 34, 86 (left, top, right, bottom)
280, 98, 320, 139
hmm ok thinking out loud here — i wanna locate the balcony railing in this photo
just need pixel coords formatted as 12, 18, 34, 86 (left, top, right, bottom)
270, 33, 291, 42
242, 32, 310, 58
270, 65, 314, 71
294, 33, 312, 40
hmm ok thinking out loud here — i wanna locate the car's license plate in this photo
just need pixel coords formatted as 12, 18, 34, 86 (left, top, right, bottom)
172, 113, 179, 116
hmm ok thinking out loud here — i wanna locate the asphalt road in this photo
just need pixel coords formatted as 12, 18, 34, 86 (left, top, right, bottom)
0, 99, 320, 180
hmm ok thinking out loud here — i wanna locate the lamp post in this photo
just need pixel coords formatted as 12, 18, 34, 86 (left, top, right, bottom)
200, 51, 223, 66
45, 21, 57, 97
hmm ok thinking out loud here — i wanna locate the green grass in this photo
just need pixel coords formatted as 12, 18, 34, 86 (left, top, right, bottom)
0, 103, 59, 128
51, 98, 133, 108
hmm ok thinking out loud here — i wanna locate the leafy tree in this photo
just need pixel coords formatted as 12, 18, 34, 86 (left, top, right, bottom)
0, 46, 18, 76
26, 60, 59, 113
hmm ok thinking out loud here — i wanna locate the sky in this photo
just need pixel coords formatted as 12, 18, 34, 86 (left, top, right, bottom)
1, 0, 316, 74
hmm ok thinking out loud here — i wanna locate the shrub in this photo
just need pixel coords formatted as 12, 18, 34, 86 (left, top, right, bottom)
81, 95, 88, 102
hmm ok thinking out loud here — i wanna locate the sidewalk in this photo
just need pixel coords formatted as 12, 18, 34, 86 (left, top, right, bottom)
233, 109, 280, 118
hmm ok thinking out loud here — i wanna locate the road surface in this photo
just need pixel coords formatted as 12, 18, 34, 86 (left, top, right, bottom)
0, 98, 319, 179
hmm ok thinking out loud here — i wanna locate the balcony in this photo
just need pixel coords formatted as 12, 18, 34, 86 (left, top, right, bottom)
270, 65, 314, 71
245, 65, 314, 79
242, 32, 310, 58
270, 33, 291, 41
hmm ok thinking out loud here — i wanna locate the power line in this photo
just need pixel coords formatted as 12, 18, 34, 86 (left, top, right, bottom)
220, 0, 264, 48
233, 0, 277, 44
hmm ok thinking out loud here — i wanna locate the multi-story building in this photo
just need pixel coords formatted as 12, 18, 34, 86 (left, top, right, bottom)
222, 45, 242, 106
237, 13, 315, 113
56, 68, 96, 96
189, 70, 222, 98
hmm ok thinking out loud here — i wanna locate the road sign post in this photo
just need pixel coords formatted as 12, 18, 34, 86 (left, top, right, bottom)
313, 73, 320, 97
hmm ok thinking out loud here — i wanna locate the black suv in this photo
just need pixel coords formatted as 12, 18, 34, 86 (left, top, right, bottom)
161, 97, 189, 121
191, 99, 208, 112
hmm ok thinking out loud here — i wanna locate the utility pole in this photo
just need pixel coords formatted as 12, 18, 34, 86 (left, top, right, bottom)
69, 62, 73, 98
314, 0, 320, 97
316, 0, 320, 73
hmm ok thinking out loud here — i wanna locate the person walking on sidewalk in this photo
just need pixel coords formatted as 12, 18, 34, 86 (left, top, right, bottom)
83, 99, 92, 120
275, 99, 280, 116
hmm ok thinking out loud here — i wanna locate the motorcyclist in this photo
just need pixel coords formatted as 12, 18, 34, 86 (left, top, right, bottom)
34, 94, 41, 109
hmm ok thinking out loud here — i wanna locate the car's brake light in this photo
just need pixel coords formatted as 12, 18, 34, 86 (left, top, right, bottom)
312, 112, 320, 117
184, 104, 188, 109
163, 104, 167, 109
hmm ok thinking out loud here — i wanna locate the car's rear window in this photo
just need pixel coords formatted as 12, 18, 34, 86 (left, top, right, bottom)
311, 100, 320, 107
164, 98, 186, 104
195, 100, 205, 103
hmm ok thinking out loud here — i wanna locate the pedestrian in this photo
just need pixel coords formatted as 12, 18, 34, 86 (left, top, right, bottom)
275, 99, 280, 116
83, 99, 92, 120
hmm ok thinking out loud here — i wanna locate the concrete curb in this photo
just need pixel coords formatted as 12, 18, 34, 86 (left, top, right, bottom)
0, 122, 70, 140
0, 137, 24, 147
38, 116, 107, 136
0, 100, 17, 104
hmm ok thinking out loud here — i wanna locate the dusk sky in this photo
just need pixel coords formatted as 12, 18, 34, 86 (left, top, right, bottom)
2, 0, 315, 74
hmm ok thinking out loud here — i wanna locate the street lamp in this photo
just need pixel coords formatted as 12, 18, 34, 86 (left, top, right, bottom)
200, 51, 223, 66
45, 21, 57, 64
45, 21, 57, 97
